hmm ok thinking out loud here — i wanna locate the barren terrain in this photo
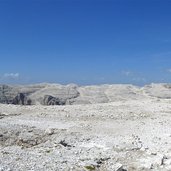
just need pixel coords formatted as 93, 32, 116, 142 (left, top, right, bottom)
1, 84, 171, 170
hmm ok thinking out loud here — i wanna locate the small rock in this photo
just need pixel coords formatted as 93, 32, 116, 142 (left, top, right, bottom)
59, 140, 72, 147
151, 152, 157, 156
45, 128, 54, 135
75, 151, 79, 155
112, 163, 124, 171
0, 167, 11, 171
164, 153, 171, 159
165, 165, 171, 170
163, 158, 171, 165
28, 129, 33, 133
84, 165, 96, 170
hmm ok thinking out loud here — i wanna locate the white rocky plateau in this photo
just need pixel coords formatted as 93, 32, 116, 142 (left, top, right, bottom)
1, 83, 171, 171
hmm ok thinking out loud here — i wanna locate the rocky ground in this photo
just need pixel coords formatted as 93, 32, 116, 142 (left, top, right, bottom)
1, 96, 171, 170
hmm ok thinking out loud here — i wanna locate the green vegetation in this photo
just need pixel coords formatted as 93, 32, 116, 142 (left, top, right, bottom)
84, 165, 96, 170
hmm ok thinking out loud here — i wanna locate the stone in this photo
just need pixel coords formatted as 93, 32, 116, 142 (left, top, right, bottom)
111, 163, 124, 171
45, 128, 54, 135
163, 158, 171, 165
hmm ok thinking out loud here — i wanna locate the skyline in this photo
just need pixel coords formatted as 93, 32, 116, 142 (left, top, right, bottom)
0, 0, 171, 85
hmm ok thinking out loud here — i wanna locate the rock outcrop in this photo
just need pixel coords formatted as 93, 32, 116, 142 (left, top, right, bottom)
0, 85, 17, 104
1, 83, 171, 105
42, 95, 65, 105
12, 93, 32, 105
143, 83, 171, 99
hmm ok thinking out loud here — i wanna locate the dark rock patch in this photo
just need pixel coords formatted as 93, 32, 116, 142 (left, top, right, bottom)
12, 93, 32, 105
0, 85, 16, 104
42, 95, 65, 105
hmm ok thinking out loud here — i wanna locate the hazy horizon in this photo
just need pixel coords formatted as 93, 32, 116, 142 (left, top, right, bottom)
0, 0, 171, 85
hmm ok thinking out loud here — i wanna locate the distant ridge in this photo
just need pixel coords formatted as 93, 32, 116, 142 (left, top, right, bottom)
0, 83, 171, 105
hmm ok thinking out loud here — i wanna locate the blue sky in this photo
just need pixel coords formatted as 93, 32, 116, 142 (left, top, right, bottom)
0, 0, 171, 85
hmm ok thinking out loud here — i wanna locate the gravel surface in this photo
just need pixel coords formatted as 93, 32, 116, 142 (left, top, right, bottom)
1, 98, 171, 170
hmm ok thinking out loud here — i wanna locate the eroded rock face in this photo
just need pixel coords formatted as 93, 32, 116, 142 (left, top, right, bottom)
42, 95, 65, 105
29, 84, 80, 104
0, 85, 17, 104
1, 83, 171, 106
12, 93, 32, 105
143, 83, 171, 99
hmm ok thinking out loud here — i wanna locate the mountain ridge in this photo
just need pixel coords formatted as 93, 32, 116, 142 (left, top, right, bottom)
0, 83, 171, 105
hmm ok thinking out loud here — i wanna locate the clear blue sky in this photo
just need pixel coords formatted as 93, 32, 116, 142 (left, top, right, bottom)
0, 0, 171, 85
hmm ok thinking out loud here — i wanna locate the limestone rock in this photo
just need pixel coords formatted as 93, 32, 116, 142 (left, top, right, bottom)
1, 83, 171, 106
12, 93, 31, 105
0, 85, 17, 104
45, 128, 55, 135
42, 95, 65, 105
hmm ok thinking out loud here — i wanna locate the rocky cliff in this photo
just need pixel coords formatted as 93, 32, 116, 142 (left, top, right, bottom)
0, 83, 171, 105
